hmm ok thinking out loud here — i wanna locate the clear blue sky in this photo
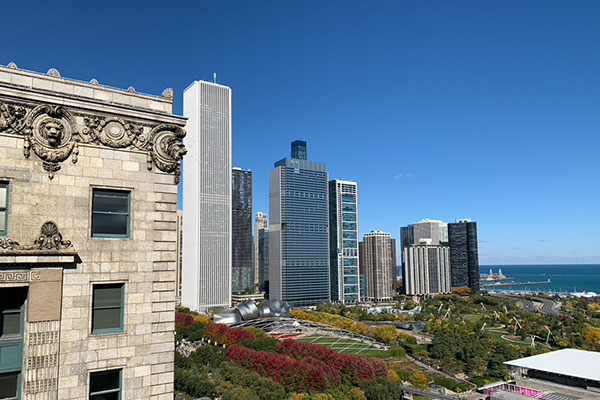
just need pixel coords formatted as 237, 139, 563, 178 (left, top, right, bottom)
3, 1, 599, 264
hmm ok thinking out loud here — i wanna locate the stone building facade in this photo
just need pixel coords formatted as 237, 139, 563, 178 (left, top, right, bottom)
0, 64, 186, 400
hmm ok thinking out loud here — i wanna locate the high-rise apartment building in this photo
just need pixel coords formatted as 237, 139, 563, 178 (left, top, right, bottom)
0, 65, 186, 399
269, 141, 330, 307
232, 168, 253, 293
329, 180, 360, 303
403, 241, 451, 295
255, 212, 269, 293
182, 80, 232, 312
391, 238, 398, 291
401, 219, 448, 294
448, 219, 480, 292
362, 231, 395, 302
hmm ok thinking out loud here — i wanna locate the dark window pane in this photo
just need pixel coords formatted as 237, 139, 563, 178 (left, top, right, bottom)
1, 312, 21, 336
93, 286, 122, 308
93, 191, 129, 213
92, 308, 121, 332
0, 372, 18, 398
90, 369, 120, 393
92, 214, 128, 236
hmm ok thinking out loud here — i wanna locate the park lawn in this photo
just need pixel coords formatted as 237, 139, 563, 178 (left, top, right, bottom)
295, 335, 386, 356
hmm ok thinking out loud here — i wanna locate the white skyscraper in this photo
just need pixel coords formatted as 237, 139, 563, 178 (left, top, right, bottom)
403, 241, 451, 296
182, 81, 232, 312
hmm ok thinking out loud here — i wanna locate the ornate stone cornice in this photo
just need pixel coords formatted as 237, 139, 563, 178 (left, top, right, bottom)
0, 99, 186, 182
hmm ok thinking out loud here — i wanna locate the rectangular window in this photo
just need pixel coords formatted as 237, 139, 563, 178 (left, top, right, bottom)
0, 182, 8, 236
0, 372, 19, 400
342, 222, 356, 230
91, 189, 130, 238
89, 369, 121, 400
342, 213, 356, 222
92, 284, 124, 334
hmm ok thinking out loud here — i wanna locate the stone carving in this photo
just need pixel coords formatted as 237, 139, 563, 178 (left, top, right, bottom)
0, 99, 186, 182
161, 88, 174, 100
33, 221, 72, 250
83, 116, 143, 148
24, 105, 77, 179
0, 221, 72, 251
150, 124, 187, 184
46, 68, 61, 78
0, 102, 27, 134
0, 272, 29, 282
0, 238, 20, 250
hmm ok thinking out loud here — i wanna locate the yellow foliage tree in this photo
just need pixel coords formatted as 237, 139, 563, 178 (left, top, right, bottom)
411, 373, 429, 389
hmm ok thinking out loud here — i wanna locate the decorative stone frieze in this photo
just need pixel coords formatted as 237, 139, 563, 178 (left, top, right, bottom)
0, 98, 186, 181
0, 221, 72, 252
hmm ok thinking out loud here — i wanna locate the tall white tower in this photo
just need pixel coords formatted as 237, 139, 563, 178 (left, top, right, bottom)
182, 81, 232, 312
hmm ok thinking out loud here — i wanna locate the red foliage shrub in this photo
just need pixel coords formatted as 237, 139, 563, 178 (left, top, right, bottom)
175, 313, 195, 327
227, 347, 337, 393
204, 323, 256, 347
277, 340, 388, 385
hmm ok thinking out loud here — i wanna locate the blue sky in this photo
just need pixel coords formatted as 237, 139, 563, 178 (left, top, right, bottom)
3, 1, 599, 264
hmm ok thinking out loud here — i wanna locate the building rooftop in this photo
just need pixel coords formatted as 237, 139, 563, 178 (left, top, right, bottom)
0, 63, 175, 114
504, 349, 600, 383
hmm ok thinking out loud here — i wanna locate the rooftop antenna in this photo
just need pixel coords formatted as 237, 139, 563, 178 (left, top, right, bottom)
213, 73, 217, 83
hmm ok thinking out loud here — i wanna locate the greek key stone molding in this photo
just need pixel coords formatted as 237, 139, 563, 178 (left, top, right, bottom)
0, 99, 186, 182
0, 221, 72, 251
0, 271, 40, 282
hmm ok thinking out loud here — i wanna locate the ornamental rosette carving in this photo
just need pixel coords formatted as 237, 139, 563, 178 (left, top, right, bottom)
0, 99, 186, 183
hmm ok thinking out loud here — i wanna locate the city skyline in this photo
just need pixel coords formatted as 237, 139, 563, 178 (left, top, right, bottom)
3, 1, 600, 264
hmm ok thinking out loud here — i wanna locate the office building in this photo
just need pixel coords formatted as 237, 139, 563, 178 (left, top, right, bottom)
0, 65, 186, 399
329, 180, 360, 303
448, 219, 480, 292
362, 231, 395, 302
182, 80, 232, 312
176, 210, 184, 304
269, 141, 330, 307
232, 168, 253, 293
401, 218, 448, 294
403, 240, 451, 295
255, 212, 269, 293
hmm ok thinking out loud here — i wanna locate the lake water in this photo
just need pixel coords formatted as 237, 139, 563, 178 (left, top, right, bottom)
480, 264, 600, 294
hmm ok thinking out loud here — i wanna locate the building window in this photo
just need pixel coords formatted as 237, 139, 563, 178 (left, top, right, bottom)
0, 182, 8, 236
89, 369, 121, 400
0, 372, 19, 400
92, 284, 124, 335
91, 189, 130, 238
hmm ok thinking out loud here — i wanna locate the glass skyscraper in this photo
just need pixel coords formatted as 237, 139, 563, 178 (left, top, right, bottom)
269, 141, 330, 307
232, 168, 253, 293
329, 180, 360, 303
448, 220, 480, 292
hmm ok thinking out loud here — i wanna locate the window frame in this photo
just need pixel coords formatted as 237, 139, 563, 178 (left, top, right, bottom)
91, 283, 125, 336
91, 188, 132, 239
0, 181, 9, 237
89, 368, 122, 400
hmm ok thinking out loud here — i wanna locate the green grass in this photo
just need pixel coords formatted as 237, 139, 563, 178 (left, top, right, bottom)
295, 335, 386, 356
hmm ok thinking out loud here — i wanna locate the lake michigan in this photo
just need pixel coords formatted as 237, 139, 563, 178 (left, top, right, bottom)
480, 264, 600, 294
